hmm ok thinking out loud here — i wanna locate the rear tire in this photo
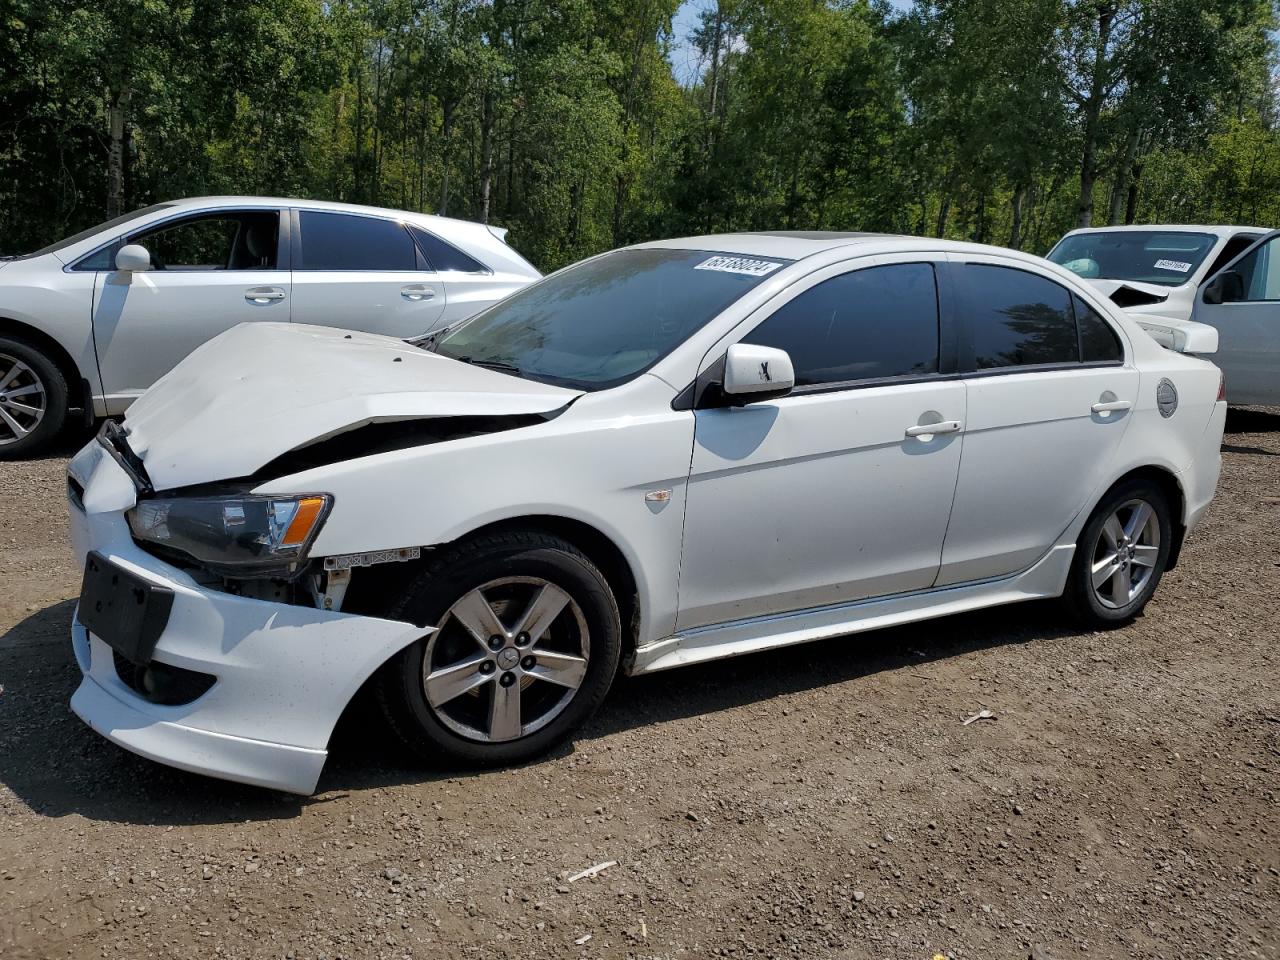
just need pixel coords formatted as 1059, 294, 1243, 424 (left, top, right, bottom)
0, 336, 68, 459
375, 529, 621, 767
1062, 478, 1172, 628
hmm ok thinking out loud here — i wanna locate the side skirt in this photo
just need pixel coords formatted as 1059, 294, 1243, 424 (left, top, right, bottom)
629, 544, 1075, 675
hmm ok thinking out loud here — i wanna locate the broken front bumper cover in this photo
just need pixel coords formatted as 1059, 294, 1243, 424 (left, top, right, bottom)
67, 438, 429, 795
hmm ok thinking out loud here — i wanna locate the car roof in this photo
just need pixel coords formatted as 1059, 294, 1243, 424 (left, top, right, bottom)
1059, 224, 1269, 237
632, 231, 1051, 264
159, 195, 485, 232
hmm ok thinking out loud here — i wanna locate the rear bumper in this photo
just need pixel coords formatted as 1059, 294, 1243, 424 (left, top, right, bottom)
1181, 400, 1228, 534
66, 438, 428, 795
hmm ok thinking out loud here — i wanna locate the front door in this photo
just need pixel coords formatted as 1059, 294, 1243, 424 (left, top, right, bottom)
936, 257, 1139, 585
92, 208, 289, 409
289, 209, 446, 339
677, 259, 966, 630
1195, 231, 1280, 406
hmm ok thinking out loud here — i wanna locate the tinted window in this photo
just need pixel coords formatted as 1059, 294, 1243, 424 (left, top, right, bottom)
409, 225, 487, 273
1073, 295, 1123, 363
1203, 234, 1261, 278
437, 248, 789, 390
299, 211, 417, 271
965, 265, 1078, 369
742, 263, 939, 386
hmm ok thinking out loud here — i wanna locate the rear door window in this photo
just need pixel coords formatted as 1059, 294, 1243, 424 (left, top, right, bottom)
962, 265, 1078, 369
298, 211, 418, 271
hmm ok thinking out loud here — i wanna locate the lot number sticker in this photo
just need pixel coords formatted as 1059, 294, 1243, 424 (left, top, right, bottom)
1154, 258, 1193, 273
695, 256, 783, 277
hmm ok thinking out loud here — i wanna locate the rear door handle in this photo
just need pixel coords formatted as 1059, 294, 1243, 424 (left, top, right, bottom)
1091, 400, 1133, 414
245, 286, 285, 303
905, 420, 962, 438
401, 284, 435, 302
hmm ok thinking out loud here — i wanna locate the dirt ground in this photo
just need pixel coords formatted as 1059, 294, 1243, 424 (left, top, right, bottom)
1, 412, 1277, 960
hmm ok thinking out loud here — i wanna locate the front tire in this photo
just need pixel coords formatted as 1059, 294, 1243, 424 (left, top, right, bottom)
376, 530, 622, 767
0, 336, 68, 458
1063, 478, 1172, 628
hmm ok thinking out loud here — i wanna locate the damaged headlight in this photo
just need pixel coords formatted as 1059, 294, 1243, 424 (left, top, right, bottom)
126, 493, 332, 578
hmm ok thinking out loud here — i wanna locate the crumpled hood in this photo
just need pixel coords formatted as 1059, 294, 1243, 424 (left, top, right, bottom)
124, 322, 580, 490
1085, 277, 1176, 299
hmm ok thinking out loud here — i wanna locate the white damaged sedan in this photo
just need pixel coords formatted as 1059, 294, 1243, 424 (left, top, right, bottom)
67, 233, 1228, 794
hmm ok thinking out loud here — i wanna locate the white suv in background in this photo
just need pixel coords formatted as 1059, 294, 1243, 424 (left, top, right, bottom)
0, 197, 540, 456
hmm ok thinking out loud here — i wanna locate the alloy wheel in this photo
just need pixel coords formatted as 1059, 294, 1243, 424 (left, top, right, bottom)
0, 353, 46, 446
423, 576, 590, 743
1089, 498, 1161, 610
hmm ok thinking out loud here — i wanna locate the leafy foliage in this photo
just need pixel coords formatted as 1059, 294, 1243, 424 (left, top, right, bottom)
1, 0, 1276, 264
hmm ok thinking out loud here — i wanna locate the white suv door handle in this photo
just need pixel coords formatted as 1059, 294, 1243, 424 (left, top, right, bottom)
401, 284, 435, 302
1091, 400, 1133, 414
905, 420, 962, 438
244, 286, 285, 303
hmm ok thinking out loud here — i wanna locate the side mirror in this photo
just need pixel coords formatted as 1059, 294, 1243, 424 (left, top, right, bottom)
1202, 269, 1243, 305
115, 244, 152, 272
721, 343, 795, 403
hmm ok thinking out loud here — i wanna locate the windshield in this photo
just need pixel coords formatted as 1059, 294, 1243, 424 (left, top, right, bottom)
1048, 230, 1216, 287
435, 247, 791, 390
14, 203, 176, 260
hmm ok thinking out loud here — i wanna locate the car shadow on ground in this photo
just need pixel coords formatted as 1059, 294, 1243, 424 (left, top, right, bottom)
0, 590, 1082, 827
1225, 405, 1280, 434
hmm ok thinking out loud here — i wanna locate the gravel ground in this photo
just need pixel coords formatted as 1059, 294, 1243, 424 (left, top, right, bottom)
0, 411, 1277, 960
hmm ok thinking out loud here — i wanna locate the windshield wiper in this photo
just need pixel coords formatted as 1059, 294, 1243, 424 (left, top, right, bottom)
461, 357, 522, 375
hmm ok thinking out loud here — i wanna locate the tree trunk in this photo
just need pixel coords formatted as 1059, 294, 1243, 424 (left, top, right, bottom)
439, 100, 454, 215
1108, 127, 1139, 225
1008, 183, 1026, 249
1076, 4, 1115, 227
479, 88, 495, 224
935, 192, 951, 238
1125, 161, 1143, 224
106, 87, 129, 218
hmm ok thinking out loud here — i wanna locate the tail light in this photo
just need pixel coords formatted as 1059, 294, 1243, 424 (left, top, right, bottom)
1217, 371, 1226, 402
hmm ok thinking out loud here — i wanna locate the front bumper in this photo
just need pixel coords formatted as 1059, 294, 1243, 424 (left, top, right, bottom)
66, 439, 428, 795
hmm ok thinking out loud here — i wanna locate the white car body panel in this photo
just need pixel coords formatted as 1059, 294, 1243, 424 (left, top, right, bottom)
1, 196, 539, 417
66, 232, 1229, 794
1051, 224, 1267, 322
123, 322, 579, 490
66, 440, 428, 794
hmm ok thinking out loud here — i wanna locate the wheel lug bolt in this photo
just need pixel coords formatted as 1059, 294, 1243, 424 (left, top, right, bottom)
515, 632, 531, 647
479, 661, 495, 675
499, 671, 516, 687
521, 655, 535, 670
487, 635, 503, 651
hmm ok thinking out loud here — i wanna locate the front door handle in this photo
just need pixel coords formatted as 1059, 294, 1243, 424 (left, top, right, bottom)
245, 286, 285, 304
1091, 399, 1133, 414
401, 284, 436, 302
905, 420, 962, 438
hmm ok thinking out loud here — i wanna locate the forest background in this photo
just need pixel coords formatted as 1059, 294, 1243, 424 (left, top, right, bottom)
2, 0, 1278, 268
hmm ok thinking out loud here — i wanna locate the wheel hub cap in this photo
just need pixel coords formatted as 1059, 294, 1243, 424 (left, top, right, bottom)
1089, 498, 1160, 610
0, 353, 48, 446
423, 576, 590, 743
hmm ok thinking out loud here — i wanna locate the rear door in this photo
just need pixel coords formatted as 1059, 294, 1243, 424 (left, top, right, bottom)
289, 209, 446, 338
91, 207, 289, 407
1194, 231, 1280, 405
936, 257, 1138, 585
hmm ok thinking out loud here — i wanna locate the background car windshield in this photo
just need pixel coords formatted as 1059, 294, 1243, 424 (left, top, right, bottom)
436, 248, 790, 390
1048, 231, 1216, 286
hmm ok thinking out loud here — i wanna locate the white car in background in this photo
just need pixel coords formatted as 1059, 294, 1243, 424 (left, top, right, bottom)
1050, 225, 1279, 405
0, 197, 540, 456
66, 232, 1227, 794
1049, 224, 1265, 317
